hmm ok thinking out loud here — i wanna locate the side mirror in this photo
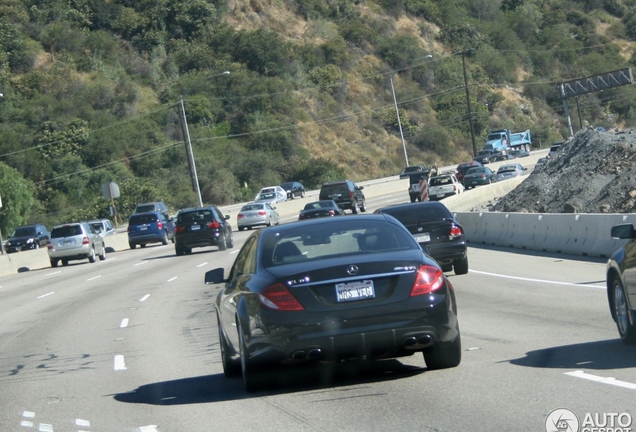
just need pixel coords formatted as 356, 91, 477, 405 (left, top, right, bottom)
205, 268, 226, 284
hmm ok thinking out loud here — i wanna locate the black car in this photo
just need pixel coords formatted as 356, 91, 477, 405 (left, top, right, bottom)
318, 180, 366, 214
174, 206, 233, 255
280, 181, 305, 199
5, 224, 50, 253
298, 200, 344, 220
607, 224, 636, 344
375, 201, 468, 275
207, 215, 461, 391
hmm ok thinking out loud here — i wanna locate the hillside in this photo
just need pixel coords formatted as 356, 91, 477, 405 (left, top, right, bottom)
1, 0, 636, 232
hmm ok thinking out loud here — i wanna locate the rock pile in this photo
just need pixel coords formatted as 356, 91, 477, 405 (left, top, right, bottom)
491, 128, 636, 214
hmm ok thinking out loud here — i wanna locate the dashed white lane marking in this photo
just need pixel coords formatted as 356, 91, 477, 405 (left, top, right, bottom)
133, 261, 148, 267
566, 370, 636, 389
470, 270, 605, 289
37, 292, 55, 299
196, 262, 208, 268
114, 355, 127, 370
139, 294, 150, 302
167, 276, 177, 282
86, 275, 101, 281
75, 418, 90, 427
120, 318, 129, 328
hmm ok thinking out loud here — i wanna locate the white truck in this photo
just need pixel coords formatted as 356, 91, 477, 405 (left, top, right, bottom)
427, 173, 464, 201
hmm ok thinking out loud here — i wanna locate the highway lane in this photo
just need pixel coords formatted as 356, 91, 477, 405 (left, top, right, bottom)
1, 189, 634, 431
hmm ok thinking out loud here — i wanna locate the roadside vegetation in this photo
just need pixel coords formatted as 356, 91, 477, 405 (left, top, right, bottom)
0, 0, 635, 232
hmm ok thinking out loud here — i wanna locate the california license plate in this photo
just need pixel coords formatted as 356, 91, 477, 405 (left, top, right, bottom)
414, 233, 430, 243
335, 280, 375, 302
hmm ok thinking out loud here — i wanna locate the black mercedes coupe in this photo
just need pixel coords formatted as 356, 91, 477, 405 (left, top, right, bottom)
206, 214, 462, 391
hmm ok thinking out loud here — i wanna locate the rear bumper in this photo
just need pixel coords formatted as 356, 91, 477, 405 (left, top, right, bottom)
243, 291, 459, 366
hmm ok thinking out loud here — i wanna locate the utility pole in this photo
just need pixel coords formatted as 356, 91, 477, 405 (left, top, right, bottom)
459, 50, 478, 157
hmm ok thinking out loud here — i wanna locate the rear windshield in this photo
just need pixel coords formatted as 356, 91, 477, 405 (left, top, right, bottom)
379, 205, 452, 225
321, 184, 349, 196
429, 176, 452, 186
241, 204, 265, 212
178, 210, 213, 223
129, 214, 158, 225
262, 220, 415, 267
51, 225, 82, 238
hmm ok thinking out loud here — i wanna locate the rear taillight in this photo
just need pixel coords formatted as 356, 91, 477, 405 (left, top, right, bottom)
82, 236, 90, 245
258, 283, 304, 311
410, 265, 444, 296
175, 226, 185, 234
207, 220, 221, 229
449, 225, 463, 239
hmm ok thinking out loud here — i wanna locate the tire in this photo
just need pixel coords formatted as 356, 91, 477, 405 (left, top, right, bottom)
612, 278, 636, 344
218, 233, 227, 251
454, 256, 469, 275
62, 259, 69, 266
99, 245, 107, 261
161, 230, 168, 245
239, 325, 260, 392
218, 315, 241, 378
88, 247, 96, 263
50, 259, 59, 268
423, 332, 462, 370
129, 242, 136, 249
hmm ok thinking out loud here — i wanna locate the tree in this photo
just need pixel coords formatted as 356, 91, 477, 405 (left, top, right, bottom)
0, 162, 35, 235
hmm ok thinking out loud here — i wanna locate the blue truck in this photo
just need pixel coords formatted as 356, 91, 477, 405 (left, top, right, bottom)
482, 129, 532, 154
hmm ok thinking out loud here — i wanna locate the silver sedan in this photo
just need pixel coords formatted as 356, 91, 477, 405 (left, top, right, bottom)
237, 202, 280, 231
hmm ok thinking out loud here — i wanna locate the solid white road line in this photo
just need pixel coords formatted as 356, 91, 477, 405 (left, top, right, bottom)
566, 370, 636, 389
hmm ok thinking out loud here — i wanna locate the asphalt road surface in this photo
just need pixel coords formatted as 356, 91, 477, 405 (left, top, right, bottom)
0, 188, 633, 432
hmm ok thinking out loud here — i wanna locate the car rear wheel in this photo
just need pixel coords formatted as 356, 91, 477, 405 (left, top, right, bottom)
423, 332, 462, 370
612, 279, 636, 344
218, 315, 241, 378
88, 247, 96, 263
454, 256, 469, 275
50, 259, 59, 268
239, 325, 261, 392
218, 233, 227, 251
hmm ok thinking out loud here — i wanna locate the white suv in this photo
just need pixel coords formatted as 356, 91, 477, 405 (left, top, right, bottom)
47, 222, 106, 267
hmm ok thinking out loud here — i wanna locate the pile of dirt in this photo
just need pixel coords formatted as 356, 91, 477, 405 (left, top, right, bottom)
490, 128, 636, 214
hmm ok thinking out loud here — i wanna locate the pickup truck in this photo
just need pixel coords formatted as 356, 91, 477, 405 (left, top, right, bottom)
427, 173, 464, 201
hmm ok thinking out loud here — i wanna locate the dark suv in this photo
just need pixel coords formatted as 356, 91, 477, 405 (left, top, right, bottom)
127, 211, 175, 249
375, 201, 468, 275
319, 180, 366, 214
174, 206, 233, 255
6, 224, 50, 253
